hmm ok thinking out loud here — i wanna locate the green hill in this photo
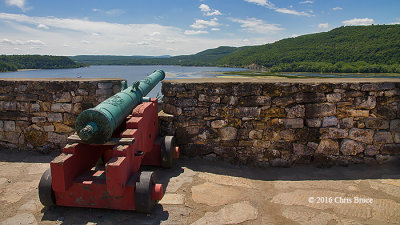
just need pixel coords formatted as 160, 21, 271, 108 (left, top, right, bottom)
70, 46, 249, 66
219, 24, 400, 73
0, 55, 84, 72
166, 46, 250, 66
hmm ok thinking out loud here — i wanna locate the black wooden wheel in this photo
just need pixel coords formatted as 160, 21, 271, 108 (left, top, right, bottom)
38, 168, 56, 207
161, 136, 176, 168
135, 171, 156, 213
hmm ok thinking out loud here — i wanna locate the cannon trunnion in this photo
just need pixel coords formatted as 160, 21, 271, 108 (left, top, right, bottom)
38, 70, 179, 213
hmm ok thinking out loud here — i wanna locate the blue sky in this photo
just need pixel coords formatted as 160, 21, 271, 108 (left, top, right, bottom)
0, 0, 399, 56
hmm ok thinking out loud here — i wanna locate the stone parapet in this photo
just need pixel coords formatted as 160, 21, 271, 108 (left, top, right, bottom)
0, 78, 123, 152
160, 78, 400, 167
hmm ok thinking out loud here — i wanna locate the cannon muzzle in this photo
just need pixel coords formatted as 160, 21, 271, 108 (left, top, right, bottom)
75, 70, 165, 144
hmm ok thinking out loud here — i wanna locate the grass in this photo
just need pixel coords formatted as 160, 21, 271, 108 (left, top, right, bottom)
222, 70, 400, 79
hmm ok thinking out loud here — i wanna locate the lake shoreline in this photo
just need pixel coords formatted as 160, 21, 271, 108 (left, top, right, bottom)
221, 70, 400, 79
17, 69, 41, 72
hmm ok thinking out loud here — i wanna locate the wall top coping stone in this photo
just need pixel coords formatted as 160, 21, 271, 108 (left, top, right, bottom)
163, 78, 400, 84
0, 78, 125, 82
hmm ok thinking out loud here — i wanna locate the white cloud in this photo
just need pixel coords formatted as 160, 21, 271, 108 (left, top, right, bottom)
137, 41, 150, 46
80, 40, 90, 44
332, 7, 343, 11
0, 38, 45, 45
244, 0, 312, 16
92, 8, 124, 16
206, 10, 222, 16
0, 12, 274, 55
150, 32, 160, 36
199, 4, 222, 16
318, 23, 329, 29
300, 1, 313, 4
342, 18, 375, 26
37, 24, 49, 29
199, 4, 211, 12
190, 18, 220, 29
230, 17, 283, 34
184, 30, 209, 35
244, 0, 273, 7
5, 0, 28, 11
275, 8, 311, 16
211, 28, 220, 31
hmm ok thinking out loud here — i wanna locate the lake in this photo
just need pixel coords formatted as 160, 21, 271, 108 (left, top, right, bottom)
0, 65, 244, 98
2, 65, 399, 98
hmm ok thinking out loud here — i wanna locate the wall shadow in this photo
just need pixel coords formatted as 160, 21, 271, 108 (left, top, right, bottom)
180, 156, 400, 182
40, 204, 169, 225
0, 149, 58, 163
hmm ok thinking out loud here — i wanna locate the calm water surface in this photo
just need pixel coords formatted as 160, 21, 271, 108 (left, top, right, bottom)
3, 65, 397, 98
0, 65, 244, 98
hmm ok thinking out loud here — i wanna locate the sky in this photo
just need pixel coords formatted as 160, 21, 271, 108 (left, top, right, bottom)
0, 0, 399, 56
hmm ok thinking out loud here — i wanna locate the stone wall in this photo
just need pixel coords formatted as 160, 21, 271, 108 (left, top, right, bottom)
160, 78, 400, 167
0, 78, 123, 152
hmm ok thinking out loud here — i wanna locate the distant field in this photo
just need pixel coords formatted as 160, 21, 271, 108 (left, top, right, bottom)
222, 70, 400, 79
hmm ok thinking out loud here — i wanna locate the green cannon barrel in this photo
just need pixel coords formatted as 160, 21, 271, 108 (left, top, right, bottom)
75, 70, 165, 144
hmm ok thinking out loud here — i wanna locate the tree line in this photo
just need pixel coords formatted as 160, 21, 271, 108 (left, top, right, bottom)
0, 55, 84, 72
270, 61, 400, 73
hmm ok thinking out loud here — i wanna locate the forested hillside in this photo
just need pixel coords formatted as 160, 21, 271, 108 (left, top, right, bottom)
70, 46, 249, 66
219, 24, 400, 72
0, 55, 84, 72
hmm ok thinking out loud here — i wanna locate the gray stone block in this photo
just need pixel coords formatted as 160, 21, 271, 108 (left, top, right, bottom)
211, 120, 227, 129
348, 128, 374, 144
32, 117, 46, 123
365, 118, 389, 129
340, 139, 364, 155
98, 82, 113, 89
305, 103, 336, 118
316, 139, 339, 155
306, 118, 321, 127
51, 103, 72, 113
3, 102, 16, 111
219, 127, 237, 141
48, 132, 67, 144
47, 113, 63, 122
4, 121, 15, 132
374, 131, 393, 144
390, 119, 400, 131
284, 118, 304, 128
54, 92, 72, 103
326, 93, 342, 102
322, 116, 338, 127
286, 105, 305, 118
